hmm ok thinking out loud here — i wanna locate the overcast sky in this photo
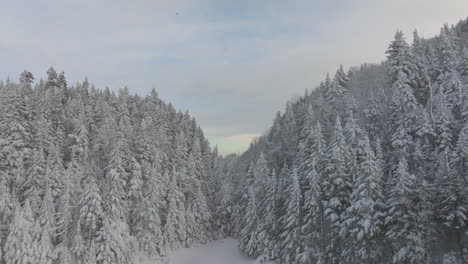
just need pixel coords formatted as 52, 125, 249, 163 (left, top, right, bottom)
1, 0, 467, 154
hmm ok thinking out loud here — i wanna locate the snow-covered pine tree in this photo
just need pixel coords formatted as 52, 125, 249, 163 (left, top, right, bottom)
83, 241, 98, 264
296, 104, 315, 177
325, 65, 348, 109
126, 157, 143, 235
0, 71, 34, 192
79, 164, 104, 241
436, 152, 468, 250
311, 122, 326, 169
412, 30, 436, 103
300, 163, 324, 264
390, 70, 420, 159
385, 157, 427, 263
69, 121, 89, 167
191, 179, 212, 244
386, 30, 415, 81
35, 210, 55, 264
340, 135, 385, 264
161, 169, 186, 252
459, 47, 468, 77
55, 169, 73, 248
364, 89, 384, 140
453, 122, 468, 181
434, 90, 454, 155
239, 184, 260, 257
38, 182, 56, 243
95, 217, 135, 264
70, 218, 86, 258
3, 200, 35, 264
322, 116, 351, 264
276, 162, 290, 221
257, 169, 279, 260
47, 146, 66, 200
279, 167, 302, 264
22, 149, 46, 215
438, 26, 457, 76
104, 138, 128, 221
0, 176, 13, 226
137, 163, 162, 255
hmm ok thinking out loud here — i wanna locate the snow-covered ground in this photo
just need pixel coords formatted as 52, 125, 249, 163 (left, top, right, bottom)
141, 238, 272, 264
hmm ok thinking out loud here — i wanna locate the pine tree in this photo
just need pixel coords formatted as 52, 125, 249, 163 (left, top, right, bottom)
55, 245, 74, 264
57, 71, 67, 89
335, 64, 349, 89
311, 122, 326, 167
253, 153, 269, 214
340, 135, 385, 263
161, 170, 186, 252
453, 122, 468, 181
69, 121, 89, 167
325, 65, 348, 108
258, 169, 279, 260
386, 30, 415, 81
296, 107, 315, 182
0, 73, 33, 191
3, 200, 35, 264
279, 167, 302, 264
126, 157, 143, 235
213, 171, 233, 239
23, 149, 46, 215
83, 241, 98, 264
435, 91, 454, 154
438, 26, 457, 75
70, 219, 86, 258
239, 184, 260, 257
35, 217, 54, 264
19, 70, 34, 85
276, 163, 291, 220
38, 183, 56, 241
47, 146, 66, 200
436, 152, 467, 231
322, 116, 351, 264
459, 47, 468, 77
191, 179, 212, 243
364, 90, 383, 140
96, 217, 135, 264
46, 67, 58, 88
385, 157, 427, 263
344, 108, 366, 182
410, 30, 431, 105
79, 165, 104, 241
137, 164, 162, 255
104, 139, 127, 220
300, 164, 324, 264
0, 176, 13, 225
442, 251, 462, 264
56, 169, 73, 247
390, 71, 420, 157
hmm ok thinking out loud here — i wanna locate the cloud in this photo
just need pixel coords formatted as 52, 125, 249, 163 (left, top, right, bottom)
0, 0, 467, 155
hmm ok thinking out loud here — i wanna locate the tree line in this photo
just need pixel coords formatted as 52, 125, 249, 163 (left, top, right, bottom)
221, 19, 468, 264
0, 68, 225, 263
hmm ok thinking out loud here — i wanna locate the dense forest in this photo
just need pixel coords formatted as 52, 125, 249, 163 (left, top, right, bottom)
0, 68, 226, 263
220, 19, 468, 264
1, 17, 468, 264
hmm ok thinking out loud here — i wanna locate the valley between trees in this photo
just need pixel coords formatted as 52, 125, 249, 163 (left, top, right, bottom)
0, 17, 468, 264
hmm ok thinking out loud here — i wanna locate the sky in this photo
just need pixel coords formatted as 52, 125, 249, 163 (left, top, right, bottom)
1, 0, 467, 155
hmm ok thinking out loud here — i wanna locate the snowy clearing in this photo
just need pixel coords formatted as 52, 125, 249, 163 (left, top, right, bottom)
141, 238, 272, 264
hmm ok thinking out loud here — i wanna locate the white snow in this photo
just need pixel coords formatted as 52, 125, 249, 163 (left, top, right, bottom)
141, 238, 273, 264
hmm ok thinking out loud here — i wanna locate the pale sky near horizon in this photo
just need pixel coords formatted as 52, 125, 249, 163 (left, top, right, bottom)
1, 0, 467, 155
